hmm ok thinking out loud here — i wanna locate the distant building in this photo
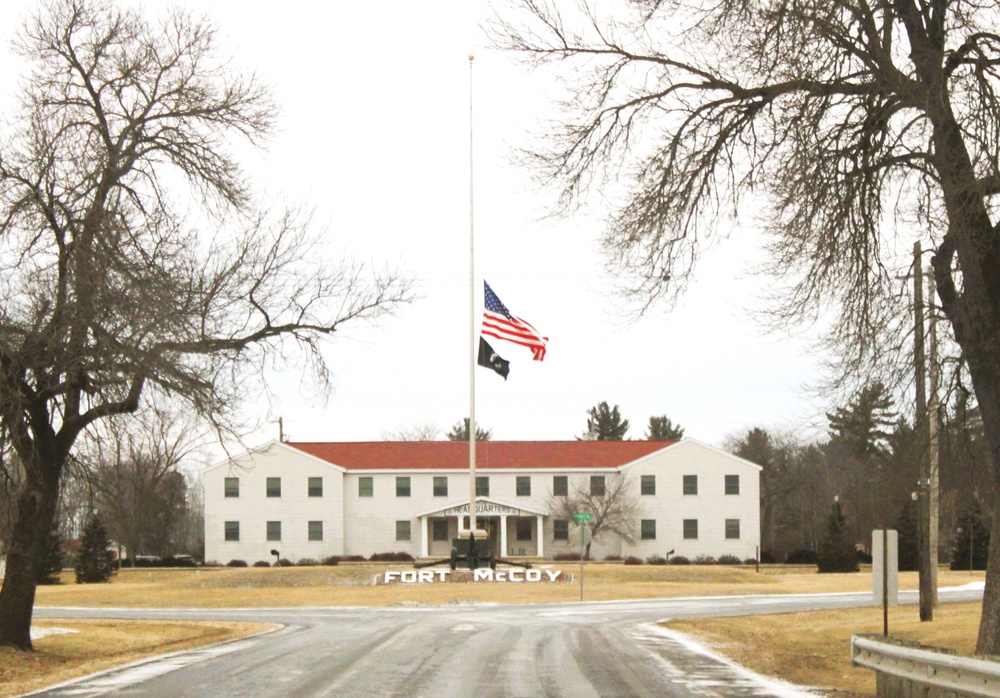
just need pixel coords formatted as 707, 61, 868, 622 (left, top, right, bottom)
203, 439, 760, 563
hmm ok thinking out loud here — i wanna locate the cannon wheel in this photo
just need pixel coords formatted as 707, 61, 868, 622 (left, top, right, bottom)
450, 547, 458, 570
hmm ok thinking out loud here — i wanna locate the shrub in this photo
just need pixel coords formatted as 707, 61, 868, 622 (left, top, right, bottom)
759, 549, 777, 564
743, 557, 758, 565
646, 555, 668, 565
368, 551, 415, 562
321, 556, 341, 566
277, 558, 294, 567
553, 552, 582, 561
693, 555, 716, 565
623, 556, 643, 565
785, 549, 818, 565
253, 560, 271, 567
341, 555, 366, 562
297, 558, 318, 566
203, 560, 222, 567
716, 555, 742, 565
226, 559, 249, 567
603, 554, 623, 561
670, 555, 691, 565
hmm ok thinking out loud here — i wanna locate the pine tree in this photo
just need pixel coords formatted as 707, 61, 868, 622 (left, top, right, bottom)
36, 528, 65, 585
581, 402, 629, 441
817, 500, 859, 573
646, 416, 684, 441
951, 501, 991, 571
446, 418, 492, 442
74, 515, 116, 584
893, 499, 919, 572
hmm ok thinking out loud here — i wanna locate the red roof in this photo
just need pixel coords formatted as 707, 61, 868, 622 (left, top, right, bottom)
286, 441, 674, 471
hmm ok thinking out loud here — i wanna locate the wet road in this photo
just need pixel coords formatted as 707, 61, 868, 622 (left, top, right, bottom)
29, 586, 983, 697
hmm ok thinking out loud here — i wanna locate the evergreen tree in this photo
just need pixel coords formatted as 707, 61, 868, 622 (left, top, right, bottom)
74, 515, 116, 584
817, 499, 859, 573
827, 383, 897, 461
446, 418, 492, 442
581, 402, 629, 441
36, 527, 64, 585
646, 416, 684, 441
893, 499, 919, 572
951, 501, 991, 572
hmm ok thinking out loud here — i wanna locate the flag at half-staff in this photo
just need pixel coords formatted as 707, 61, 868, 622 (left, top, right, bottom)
481, 281, 548, 360
478, 337, 510, 380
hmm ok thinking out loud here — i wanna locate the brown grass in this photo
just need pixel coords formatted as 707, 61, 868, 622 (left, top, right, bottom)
0, 619, 273, 697
32, 565, 982, 608
668, 602, 983, 697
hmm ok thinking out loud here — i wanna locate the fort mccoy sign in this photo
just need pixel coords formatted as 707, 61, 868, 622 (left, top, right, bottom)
378, 569, 564, 584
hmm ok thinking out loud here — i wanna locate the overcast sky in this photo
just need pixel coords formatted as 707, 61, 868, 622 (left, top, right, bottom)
0, 0, 833, 450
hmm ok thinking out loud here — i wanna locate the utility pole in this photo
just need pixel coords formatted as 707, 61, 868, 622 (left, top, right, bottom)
927, 269, 940, 605
913, 242, 933, 621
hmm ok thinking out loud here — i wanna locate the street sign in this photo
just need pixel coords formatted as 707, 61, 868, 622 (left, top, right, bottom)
573, 513, 592, 522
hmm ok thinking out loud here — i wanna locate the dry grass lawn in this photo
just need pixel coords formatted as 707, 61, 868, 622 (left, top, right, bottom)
668, 602, 983, 697
0, 619, 274, 697
31, 564, 983, 608
2, 565, 986, 697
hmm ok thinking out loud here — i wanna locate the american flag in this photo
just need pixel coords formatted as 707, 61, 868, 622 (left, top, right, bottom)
482, 281, 548, 361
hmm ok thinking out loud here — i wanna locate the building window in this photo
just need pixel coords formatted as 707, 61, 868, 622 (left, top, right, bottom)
553, 519, 569, 541
359, 476, 373, 497
432, 519, 449, 541
224, 521, 239, 541
590, 475, 606, 497
266, 521, 281, 542
308, 521, 323, 541
726, 519, 741, 539
224, 477, 239, 498
641, 519, 656, 540
683, 475, 698, 495
396, 520, 411, 541
396, 476, 411, 497
516, 518, 533, 541
308, 477, 323, 497
476, 476, 489, 497
725, 474, 740, 495
683, 519, 698, 539
640, 475, 655, 496
553, 476, 568, 497
433, 476, 448, 497
266, 477, 281, 497
516, 476, 531, 497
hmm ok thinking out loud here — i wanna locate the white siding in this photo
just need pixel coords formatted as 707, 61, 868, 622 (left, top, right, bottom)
204, 443, 344, 564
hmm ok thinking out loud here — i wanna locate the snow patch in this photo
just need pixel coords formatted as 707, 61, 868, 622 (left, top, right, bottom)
30, 626, 80, 640
638, 623, 826, 698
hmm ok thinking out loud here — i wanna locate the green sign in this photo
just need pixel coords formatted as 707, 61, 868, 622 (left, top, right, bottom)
573, 513, 592, 522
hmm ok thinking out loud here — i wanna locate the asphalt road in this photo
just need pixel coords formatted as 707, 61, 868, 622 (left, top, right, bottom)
28, 586, 983, 698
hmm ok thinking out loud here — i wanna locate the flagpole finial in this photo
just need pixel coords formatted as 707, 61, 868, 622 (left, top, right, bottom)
468, 54, 475, 62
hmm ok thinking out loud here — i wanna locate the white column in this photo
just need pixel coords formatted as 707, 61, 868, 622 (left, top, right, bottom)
421, 517, 430, 558
500, 515, 508, 557
536, 515, 544, 558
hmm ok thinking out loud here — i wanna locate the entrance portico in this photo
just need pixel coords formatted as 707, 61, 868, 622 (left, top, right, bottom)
416, 497, 548, 558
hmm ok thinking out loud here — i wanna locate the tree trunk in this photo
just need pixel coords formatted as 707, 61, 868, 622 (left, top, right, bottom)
0, 451, 63, 650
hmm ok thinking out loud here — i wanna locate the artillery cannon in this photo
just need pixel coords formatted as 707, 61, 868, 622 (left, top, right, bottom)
414, 529, 532, 571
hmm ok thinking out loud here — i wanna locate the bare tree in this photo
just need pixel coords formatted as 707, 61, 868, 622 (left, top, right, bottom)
548, 474, 639, 559
0, 0, 411, 649
379, 421, 441, 441
80, 411, 200, 563
492, 0, 1000, 653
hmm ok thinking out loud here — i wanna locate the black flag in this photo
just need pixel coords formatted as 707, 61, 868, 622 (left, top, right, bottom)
478, 337, 510, 380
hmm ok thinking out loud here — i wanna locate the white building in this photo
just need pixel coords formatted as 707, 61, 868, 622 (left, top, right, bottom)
203, 439, 761, 564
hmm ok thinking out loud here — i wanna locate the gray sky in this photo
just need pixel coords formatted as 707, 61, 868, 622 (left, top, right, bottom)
0, 0, 830, 447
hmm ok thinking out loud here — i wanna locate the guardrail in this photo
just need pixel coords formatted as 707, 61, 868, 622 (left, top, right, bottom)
851, 634, 1000, 697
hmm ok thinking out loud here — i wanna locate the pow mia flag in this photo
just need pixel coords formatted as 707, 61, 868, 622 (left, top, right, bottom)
478, 337, 510, 380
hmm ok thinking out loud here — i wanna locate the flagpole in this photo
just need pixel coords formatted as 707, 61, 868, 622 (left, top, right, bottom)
468, 54, 478, 535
